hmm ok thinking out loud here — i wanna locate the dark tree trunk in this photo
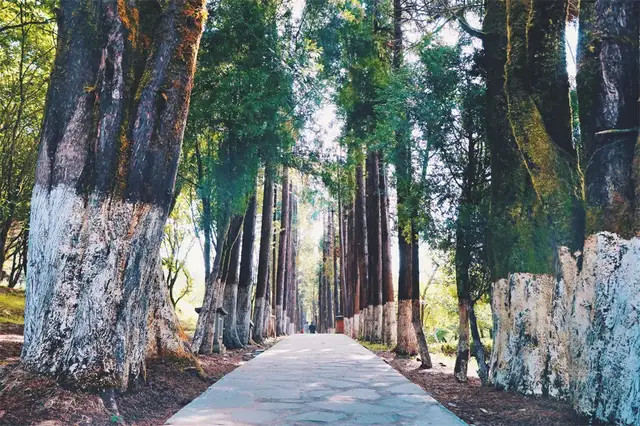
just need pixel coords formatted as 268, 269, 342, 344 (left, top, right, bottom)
454, 133, 476, 382
338, 197, 348, 325
577, 0, 639, 236
222, 214, 244, 349
469, 302, 489, 385
354, 161, 368, 337
275, 167, 290, 336
237, 193, 257, 345
268, 183, 278, 337
332, 210, 340, 317
366, 151, 383, 342
348, 205, 358, 338
393, 0, 417, 355
22, 0, 205, 391
253, 168, 274, 343
411, 229, 432, 369
283, 188, 294, 333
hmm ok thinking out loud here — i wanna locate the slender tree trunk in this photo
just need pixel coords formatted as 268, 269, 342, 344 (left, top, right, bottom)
253, 168, 274, 343
237, 193, 257, 345
283, 188, 294, 333
276, 167, 290, 336
22, 0, 205, 391
393, 0, 417, 356
379, 157, 396, 346
469, 302, 489, 385
332, 210, 340, 318
366, 151, 383, 342
223, 214, 244, 349
411, 230, 432, 369
355, 161, 368, 338
269, 184, 278, 337
192, 214, 230, 355
338, 197, 349, 333
349, 205, 359, 338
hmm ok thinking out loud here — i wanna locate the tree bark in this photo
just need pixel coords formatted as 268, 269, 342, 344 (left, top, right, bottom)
366, 151, 383, 342
253, 168, 274, 343
379, 157, 396, 346
22, 0, 205, 391
411, 230, 432, 369
275, 167, 290, 336
354, 160, 368, 338
577, 0, 639, 236
222, 214, 244, 349
468, 302, 489, 385
237, 193, 257, 345
192, 214, 230, 355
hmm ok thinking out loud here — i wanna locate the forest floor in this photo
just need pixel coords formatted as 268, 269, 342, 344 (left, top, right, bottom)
372, 347, 605, 426
0, 289, 276, 425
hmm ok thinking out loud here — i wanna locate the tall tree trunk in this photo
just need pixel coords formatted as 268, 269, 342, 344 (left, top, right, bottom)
411, 230, 432, 369
268, 183, 278, 337
237, 193, 257, 345
366, 151, 383, 342
577, 0, 639, 235
338, 196, 349, 332
253, 168, 274, 343
348, 205, 359, 338
275, 167, 290, 336
222, 214, 244, 349
22, 0, 205, 391
454, 134, 476, 382
379, 157, 396, 346
332, 210, 340, 317
354, 161, 368, 338
283, 188, 294, 333
393, 0, 417, 356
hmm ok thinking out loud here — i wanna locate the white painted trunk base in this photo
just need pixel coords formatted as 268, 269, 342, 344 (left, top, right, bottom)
383, 301, 397, 346
490, 232, 640, 424
23, 185, 168, 390
353, 314, 360, 339
396, 299, 418, 355
372, 304, 383, 342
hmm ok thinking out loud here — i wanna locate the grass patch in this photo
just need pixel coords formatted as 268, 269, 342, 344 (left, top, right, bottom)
358, 340, 393, 352
0, 286, 25, 325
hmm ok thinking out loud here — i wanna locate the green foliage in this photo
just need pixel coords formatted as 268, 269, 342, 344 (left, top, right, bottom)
0, 287, 25, 324
0, 0, 56, 279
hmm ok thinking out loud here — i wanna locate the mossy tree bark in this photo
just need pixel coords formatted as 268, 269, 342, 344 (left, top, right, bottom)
22, 0, 206, 391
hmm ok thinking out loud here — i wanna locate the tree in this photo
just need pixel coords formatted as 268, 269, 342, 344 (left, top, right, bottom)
253, 168, 274, 342
22, 0, 206, 391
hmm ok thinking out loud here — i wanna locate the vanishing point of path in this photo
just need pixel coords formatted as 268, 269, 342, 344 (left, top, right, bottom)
167, 334, 465, 425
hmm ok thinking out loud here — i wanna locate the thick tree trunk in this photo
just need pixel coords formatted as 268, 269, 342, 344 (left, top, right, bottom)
275, 168, 290, 336
379, 156, 396, 346
366, 152, 383, 342
22, 0, 205, 391
237, 194, 257, 345
222, 215, 244, 349
253, 168, 274, 343
454, 298, 470, 382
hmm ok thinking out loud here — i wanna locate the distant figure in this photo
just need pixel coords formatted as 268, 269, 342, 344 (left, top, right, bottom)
309, 322, 316, 334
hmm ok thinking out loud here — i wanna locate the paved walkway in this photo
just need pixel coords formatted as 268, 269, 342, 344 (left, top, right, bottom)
167, 334, 465, 425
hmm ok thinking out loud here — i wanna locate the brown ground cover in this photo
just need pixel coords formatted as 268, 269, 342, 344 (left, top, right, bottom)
375, 349, 606, 426
0, 323, 271, 425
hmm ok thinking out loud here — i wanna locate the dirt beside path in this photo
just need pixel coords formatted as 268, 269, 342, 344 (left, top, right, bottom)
375, 349, 604, 426
0, 325, 274, 426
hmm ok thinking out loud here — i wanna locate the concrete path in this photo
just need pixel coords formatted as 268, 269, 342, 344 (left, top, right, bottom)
167, 334, 465, 425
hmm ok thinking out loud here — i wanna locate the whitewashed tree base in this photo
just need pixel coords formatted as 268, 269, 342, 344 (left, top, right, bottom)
23, 185, 167, 390
383, 301, 397, 346
490, 232, 640, 424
